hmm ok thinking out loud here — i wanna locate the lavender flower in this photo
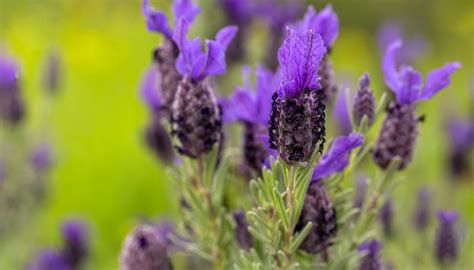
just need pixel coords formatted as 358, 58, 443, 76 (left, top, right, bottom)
373, 40, 460, 170
27, 250, 71, 270
0, 51, 24, 125
446, 117, 474, 176
379, 198, 394, 237
293, 5, 339, 103
435, 211, 459, 265
143, 0, 200, 112
357, 240, 383, 270
412, 187, 431, 231
296, 182, 337, 256
61, 220, 88, 269
353, 177, 368, 217
269, 28, 327, 164
233, 210, 253, 250
353, 73, 376, 127
333, 88, 352, 135
120, 225, 173, 270
170, 18, 237, 158
43, 50, 62, 93
30, 144, 52, 174
141, 67, 162, 115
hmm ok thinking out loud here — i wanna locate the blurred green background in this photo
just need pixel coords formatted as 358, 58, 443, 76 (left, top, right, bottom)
0, 0, 473, 269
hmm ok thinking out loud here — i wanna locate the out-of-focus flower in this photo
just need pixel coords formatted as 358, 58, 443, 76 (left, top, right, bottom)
353, 177, 368, 216
373, 40, 460, 170
27, 250, 71, 270
141, 67, 162, 114
435, 210, 459, 265
446, 117, 474, 177
379, 198, 394, 237
233, 210, 253, 250
377, 22, 427, 64
43, 50, 62, 93
312, 132, 363, 181
353, 73, 375, 127
333, 88, 352, 135
61, 220, 88, 269
30, 144, 52, 174
412, 187, 431, 231
0, 51, 24, 125
120, 225, 173, 270
145, 117, 176, 164
357, 240, 383, 270
269, 28, 327, 164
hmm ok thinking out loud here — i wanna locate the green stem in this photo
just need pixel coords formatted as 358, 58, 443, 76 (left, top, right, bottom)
284, 165, 297, 265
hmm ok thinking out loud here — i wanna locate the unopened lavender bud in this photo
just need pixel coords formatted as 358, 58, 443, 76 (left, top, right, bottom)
379, 198, 394, 237
0, 52, 25, 125
43, 51, 62, 93
269, 29, 327, 164
353, 73, 375, 127
372, 102, 418, 170
435, 211, 459, 265
62, 220, 88, 269
296, 182, 337, 255
120, 225, 173, 270
145, 117, 175, 164
412, 187, 431, 231
171, 78, 222, 158
353, 177, 368, 218
357, 240, 383, 270
233, 210, 253, 250
27, 250, 71, 270
243, 123, 267, 174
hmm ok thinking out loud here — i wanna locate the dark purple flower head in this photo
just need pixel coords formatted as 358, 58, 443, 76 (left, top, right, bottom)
435, 210, 459, 265
379, 198, 394, 237
30, 144, 52, 173
383, 40, 460, 105
27, 250, 71, 270
142, 0, 200, 39
62, 220, 88, 268
357, 240, 383, 270
0, 51, 19, 91
277, 28, 327, 98
447, 117, 474, 152
233, 210, 253, 250
377, 22, 427, 64
223, 66, 279, 125
140, 67, 161, 113
293, 5, 339, 49
413, 187, 431, 231
312, 132, 363, 181
333, 88, 352, 135
173, 18, 237, 82
353, 73, 376, 127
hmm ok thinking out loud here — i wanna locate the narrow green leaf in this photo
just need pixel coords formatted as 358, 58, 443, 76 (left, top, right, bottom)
290, 222, 313, 253
273, 188, 290, 230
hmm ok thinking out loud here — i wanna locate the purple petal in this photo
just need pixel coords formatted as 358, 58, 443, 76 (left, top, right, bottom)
219, 0, 253, 21
382, 39, 402, 94
142, 0, 173, 38
359, 72, 370, 89
255, 66, 278, 125
438, 210, 459, 224
172, 0, 200, 24
447, 117, 474, 150
278, 28, 297, 84
293, 5, 317, 34
314, 4, 339, 48
397, 65, 423, 105
357, 240, 382, 253
0, 51, 19, 90
215, 25, 238, 50
418, 62, 461, 101
140, 67, 161, 111
229, 87, 257, 123
333, 89, 352, 135
312, 132, 363, 181
200, 40, 226, 78
377, 22, 402, 54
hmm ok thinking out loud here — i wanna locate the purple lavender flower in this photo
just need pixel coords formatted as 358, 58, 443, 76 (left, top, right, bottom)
0, 51, 24, 125
30, 144, 52, 174
412, 187, 431, 231
43, 50, 62, 93
377, 22, 427, 64
61, 220, 88, 269
312, 132, 363, 181
121, 224, 173, 270
379, 198, 394, 237
141, 67, 162, 114
446, 117, 474, 176
170, 18, 237, 158
357, 240, 383, 270
353, 73, 376, 127
268, 28, 327, 164
233, 210, 253, 250
27, 250, 71, 270
353, 177, 368, 217
435, 210, 459, 265
373, 40, 460, 170
333, 88, 352, 135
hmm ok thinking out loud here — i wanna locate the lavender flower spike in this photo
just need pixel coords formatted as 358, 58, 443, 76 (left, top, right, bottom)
30, 144, 52, 174
27, 250, 71, 270
333, 88, 352, 135
353, 73, 376, 127
312, 132, 363, 181
379, 198, 394, 237
446, 117, 474, 176
0, 51, 24, 125
353, 177, 368, 216
62, 220, 89, 269
412, 187, 431, 231
358, 240, 383, 270
171, 19, 237, 157
435, 210, 459, 265
269, 28, 327, 164
233, 210, 253, 250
